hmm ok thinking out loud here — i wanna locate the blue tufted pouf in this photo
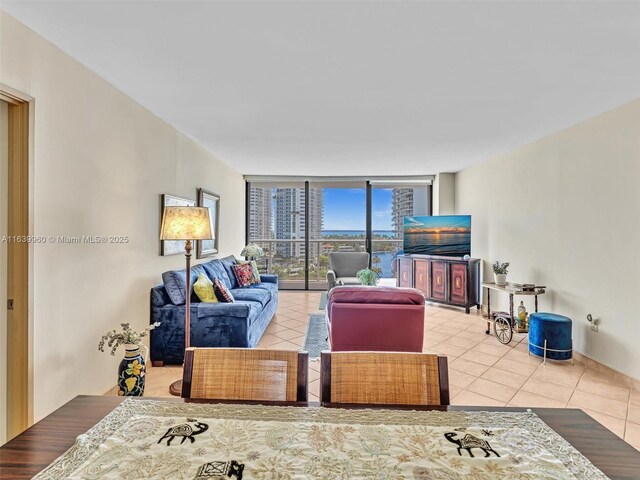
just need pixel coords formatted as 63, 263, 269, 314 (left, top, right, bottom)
528, 312, 573, 361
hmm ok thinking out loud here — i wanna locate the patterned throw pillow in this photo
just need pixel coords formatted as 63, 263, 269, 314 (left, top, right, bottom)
213, 278, 235, 303
193, 273, 218, 303
249, 260, 262, 284
232, 262, 257, 288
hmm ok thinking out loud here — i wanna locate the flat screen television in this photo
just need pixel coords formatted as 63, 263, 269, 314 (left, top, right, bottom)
403, 215, 471, 257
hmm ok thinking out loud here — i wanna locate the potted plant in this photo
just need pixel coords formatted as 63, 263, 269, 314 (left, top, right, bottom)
98, 322, 160, 396
492, 261, 510, 286
357, 268, 379, 286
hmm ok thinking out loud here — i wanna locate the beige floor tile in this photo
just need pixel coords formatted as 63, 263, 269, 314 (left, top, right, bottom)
630, 389, 640, 406
270, 340, 300, 351
466, 378, 518, 403
452, 390, 506, 407
628, 401, 640, 425
581, 408, 626, 439
448, 369, 479, 389
481, 367, 529, 389
309, 379, 320, 397
529, 363, 583, 389
274, 328, 304, 341
450, 358, 490, 377
431, 342, 469, 358
503, 348, 543, 367
493, 358, 539, 376
625, 422, 640, 451
458, 350, 501, 367
258, 334, 283, 347
576, 375, 630, 403
568, 389, 628, 420
509, 390, 567, 408
470, 342, 511, 357
521, 377, 575, 403
447, 335, 483, 349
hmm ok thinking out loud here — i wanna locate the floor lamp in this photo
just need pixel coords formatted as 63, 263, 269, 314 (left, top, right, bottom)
160, 206, 213, 396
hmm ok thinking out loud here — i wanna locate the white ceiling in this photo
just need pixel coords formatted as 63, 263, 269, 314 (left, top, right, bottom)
3, 1, 639, 176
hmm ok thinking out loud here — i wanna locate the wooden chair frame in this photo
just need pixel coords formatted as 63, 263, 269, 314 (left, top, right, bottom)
182, 348, 309, 402
320, 351, 450, 406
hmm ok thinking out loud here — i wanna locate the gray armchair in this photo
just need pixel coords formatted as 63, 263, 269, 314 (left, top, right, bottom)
326, 252, 370, 290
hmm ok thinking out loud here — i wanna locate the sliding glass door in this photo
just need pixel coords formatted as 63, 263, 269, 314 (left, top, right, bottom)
246, 179, 431, 289
370, 183, 431, 278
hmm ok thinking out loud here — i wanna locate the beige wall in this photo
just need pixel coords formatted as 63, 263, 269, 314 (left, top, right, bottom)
456, 99, 640, 380
433, 173, 455, 215
0, 12, 246, 421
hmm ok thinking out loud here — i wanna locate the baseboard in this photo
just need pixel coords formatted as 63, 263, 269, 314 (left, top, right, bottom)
573, 351, 640, 391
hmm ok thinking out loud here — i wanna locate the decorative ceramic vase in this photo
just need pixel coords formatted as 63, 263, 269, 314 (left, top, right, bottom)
494, 273, 507, 286
117, 344, 147, 396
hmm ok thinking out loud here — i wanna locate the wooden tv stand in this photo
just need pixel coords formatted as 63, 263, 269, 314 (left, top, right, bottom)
396, 254, 481, 313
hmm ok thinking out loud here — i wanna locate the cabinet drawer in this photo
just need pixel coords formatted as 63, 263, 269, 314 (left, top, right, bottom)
414, 260, 429, 295
450, 263, 467, 304
398, 257, 413, 287
430, 261, 447, 300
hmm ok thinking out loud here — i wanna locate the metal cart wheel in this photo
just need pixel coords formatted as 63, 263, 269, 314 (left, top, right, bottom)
494, 315, 513, 344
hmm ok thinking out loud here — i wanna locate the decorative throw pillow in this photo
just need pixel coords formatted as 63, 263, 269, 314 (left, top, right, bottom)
232, 262, 257, 288
213, 278, 235, 303
249, 260, 262, 284
193, 273, 218, 303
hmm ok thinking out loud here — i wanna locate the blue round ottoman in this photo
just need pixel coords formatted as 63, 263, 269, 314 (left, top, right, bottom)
528, 312, 573, 363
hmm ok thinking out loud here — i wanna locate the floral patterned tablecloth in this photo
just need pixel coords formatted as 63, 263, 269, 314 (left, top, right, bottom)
35, 399, 609, 479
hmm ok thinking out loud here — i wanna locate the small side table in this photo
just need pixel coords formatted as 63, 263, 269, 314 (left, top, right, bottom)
482, 282, 547, 343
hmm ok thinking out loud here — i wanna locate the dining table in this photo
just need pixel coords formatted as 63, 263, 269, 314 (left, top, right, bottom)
1, 395, 640, 479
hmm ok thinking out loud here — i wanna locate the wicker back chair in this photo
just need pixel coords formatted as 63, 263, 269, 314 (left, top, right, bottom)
182, 348, 308, 402
320, 351, 449, 406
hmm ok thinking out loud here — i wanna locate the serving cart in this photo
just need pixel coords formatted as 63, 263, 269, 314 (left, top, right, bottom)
482, 282, 546, 344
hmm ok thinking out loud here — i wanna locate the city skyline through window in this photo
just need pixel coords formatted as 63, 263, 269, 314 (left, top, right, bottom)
247, 182, 430, 288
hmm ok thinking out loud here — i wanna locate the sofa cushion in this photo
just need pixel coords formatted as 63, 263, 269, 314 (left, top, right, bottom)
232, 262, 258, 287
213, 278, 235, 303
249, 282, 278, 296
193, 273, 218, 303
219, 255, 239, 289
328, 285, 425, 305
196, 301, 260, 320
230, 287, 271, 307
336, 276, 360, 285
201, 260, 232, 289
162, 264, 207, 305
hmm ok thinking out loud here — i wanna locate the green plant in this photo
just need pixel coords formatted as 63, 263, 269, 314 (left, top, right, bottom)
492, 261, 510, 275
357, 268, 379, 286
98, 322, 161, 356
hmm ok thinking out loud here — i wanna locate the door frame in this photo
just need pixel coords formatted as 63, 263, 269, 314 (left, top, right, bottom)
1, 83, 34, 440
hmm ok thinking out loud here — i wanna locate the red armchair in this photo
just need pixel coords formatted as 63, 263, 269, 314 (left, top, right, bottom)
326, 286, 425, 352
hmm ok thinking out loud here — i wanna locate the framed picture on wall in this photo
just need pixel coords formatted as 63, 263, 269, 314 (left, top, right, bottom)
160, 194, 196, 256
196, 188, 220, 259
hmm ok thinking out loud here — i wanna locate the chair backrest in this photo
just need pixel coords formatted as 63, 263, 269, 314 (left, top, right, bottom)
182, 348, 308, 402
329, 252, 370, 277
320, 351, 449, 406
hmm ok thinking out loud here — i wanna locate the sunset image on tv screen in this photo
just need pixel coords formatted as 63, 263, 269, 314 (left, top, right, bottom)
403, 215, 471, 256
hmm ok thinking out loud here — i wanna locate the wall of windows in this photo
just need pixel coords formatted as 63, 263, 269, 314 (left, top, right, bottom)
246, 178, 432, 290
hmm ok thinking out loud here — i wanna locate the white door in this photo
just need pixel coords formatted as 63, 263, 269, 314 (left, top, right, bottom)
0, 100, 8, 445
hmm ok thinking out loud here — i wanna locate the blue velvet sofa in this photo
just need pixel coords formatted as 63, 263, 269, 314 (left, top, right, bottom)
150, 255, 278, 365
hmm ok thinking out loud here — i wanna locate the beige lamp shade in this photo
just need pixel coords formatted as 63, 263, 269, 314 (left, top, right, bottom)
160, 206, 214, 240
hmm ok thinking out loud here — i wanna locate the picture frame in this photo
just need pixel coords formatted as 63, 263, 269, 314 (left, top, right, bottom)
196, 188, 220, 259
160, 194, 196, 256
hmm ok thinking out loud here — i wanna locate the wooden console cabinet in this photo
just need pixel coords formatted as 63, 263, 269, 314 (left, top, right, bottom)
396, 255, 481, 313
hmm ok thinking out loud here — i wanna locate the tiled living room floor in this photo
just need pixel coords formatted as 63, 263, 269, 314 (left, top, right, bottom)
144, 290, 640, 451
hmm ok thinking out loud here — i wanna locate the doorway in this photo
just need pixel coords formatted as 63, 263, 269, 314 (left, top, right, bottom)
0, 86, 32, 443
